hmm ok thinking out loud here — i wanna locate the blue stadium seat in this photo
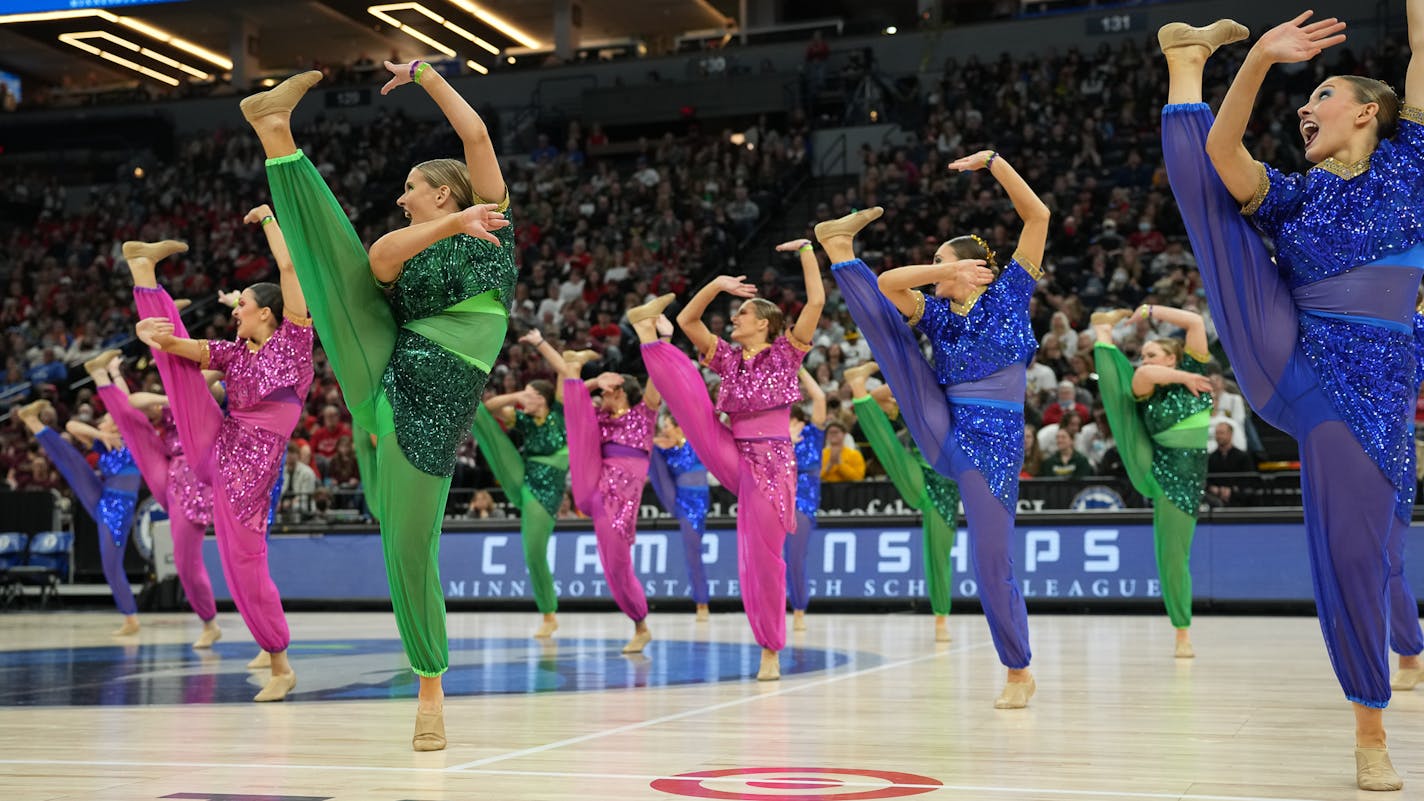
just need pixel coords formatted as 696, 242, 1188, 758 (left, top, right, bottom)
26, 531, 74, 578
0, 532, 26, 570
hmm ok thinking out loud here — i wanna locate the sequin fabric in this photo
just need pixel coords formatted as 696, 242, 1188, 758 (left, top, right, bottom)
383, 328, 491, 475
157, 408, 213, 525
1248, 115, 1424, 287
1298, 314, 1417, 521
207, 320, 314, 530
915, 259, 1038, 386
923, 463, 961, 525
95, 443, 140, 547
950, 401, 1024, 512
596, 452, 651, 545
794, 423, 825, 516
515, 406, 568, 517
1246, 114, 1424, 520
654, 440, 711, 530
734, 434, 798, 533
598, 402, 656, 451
1139, 355, 1211, 519
382, 228, 517, 477
704, 336, 808, 414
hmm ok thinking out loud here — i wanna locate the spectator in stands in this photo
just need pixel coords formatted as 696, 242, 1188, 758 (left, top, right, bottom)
1042, 311, 1079, 358
465, 489, 507, 519
1020, 424, 1044, 478
726, 185, 761, 239
1041, 380, 1089, 426
325, 435, 361, 504
1206, 422, 1254, 506
820, 420, 865, 482
281, 440, 318, 517
1024, 350, 1058, 404
309, 404, 351, 472
1038, 429, 1093, 479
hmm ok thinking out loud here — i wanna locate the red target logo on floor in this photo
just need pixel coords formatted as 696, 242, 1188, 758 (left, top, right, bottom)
651, 767, 942, 799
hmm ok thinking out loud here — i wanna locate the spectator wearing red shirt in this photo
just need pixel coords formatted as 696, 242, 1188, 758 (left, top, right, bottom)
1041, 380, 1090, 427
309, 404, 351, 473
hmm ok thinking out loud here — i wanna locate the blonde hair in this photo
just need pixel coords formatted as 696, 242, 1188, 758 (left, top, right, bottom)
1149, 337, 1183, 365
743, 298, 784, 342
415, 158, 475, 209
1333, 75, 1401, 142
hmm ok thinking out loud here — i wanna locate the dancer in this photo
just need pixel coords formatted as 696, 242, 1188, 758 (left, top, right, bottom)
843, 361, 961, 643
15, 400, 141, 635
1158, 8, 1422, 788
131, 215, 310, 704
558, 341, 660, 653
787, 368, 826, 632
1090, 305, 1212, 658
85, 352, 222, 649
632, 237, 825, 681
650, 411, 713, 621
237, 65, 514, 748
473, 354, 566, 638
822, 153, 1045, 708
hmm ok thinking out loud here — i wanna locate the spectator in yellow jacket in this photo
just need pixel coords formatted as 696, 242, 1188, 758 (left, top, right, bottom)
820, 421, 865, 482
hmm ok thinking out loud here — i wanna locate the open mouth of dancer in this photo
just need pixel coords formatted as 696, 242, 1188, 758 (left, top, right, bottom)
1300, 120, 1320, 150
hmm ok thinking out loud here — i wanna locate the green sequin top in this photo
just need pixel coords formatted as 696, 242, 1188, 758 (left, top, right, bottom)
923, 460, 961, 527
381, 222, 518, 477
1140, 352, 1211, 518
515, 405, 568, 516
1140, 352, 1213, 435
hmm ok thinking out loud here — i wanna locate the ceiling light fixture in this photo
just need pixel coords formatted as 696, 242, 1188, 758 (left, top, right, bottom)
464, 59, 488, 75
61, 30, 211, 79
0, 9, 232, 70
58, 32, 179, 86
369, 3, 501, 57
444, 0, 542, 49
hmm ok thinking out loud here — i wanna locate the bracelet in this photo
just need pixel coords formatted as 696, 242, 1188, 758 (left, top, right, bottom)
260, 215, 275, 227
985, 151, 999, 169
798, 243, 813, 253
413, 62, 430, 84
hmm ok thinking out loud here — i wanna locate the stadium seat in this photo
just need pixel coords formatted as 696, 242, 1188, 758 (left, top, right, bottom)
0, 532, 27, 609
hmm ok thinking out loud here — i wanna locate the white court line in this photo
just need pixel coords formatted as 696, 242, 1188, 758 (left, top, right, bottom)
444, 641, 992, 771
0, 759, 1345, 801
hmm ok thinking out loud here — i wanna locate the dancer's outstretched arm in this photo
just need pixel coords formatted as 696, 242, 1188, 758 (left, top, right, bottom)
777, 239, 824, 344
949, 150, 1050, 268
676, 275, 757, 358
483, 389, 529, 426
135, 318, 205, 365
1138, 304, 1209, 357
1131, 365, 1213, 399
381, 60, 505, 207
520, 329, 577, 402
245, 204, 308, 321
1206, 12, 1347, 202
127, 392, 168, 411
877, 260, 991, 318
368, 204, 510, 282
799, 368, 827, 427
65, 420, 116, 450
643, 379, 662, 410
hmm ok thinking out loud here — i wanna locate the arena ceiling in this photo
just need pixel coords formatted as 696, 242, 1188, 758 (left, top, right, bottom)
0, 0, 735, 89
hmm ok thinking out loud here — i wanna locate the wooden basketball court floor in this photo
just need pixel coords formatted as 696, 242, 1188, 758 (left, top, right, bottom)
2, 610, 1423, 800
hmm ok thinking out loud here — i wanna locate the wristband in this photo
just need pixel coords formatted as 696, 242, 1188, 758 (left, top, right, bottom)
985, 151, 999, 169
798, 243, 813, 253
413, 62, 430, 84
260, 215, 275, 227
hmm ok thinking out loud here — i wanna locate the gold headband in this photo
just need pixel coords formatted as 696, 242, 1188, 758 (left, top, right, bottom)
968, 234, 998, 272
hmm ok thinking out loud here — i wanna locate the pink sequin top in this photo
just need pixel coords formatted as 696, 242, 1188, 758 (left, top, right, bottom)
206, 319, 314, 529
598, 401, 655, 452
702, 335, 809, 415
158, 408, 213, 526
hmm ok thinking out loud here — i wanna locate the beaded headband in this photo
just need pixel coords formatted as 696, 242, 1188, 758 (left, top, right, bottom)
967, 234, 998, 273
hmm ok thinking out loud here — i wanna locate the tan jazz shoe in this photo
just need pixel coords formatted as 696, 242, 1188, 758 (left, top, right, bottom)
1391, 664, 1424, 690
792, 610, 807, 632
1356, 747, 1403, 791
121, 240, 188, 265
246, 650, 272, 670
534, 617, 558, 639
253, 670, 296, 702
813, 207, 883, 244
622, 628, 652, 654
757, 649, 781, 681
1157, 20, 1249, 56
1175, 640, 1196, 659
413, 707, 447, 752
240, 70, 323, 122
193, 622, 222, 650
628, 293, 676, 325
934, 616, 951, 643
994, 678, 1036, 709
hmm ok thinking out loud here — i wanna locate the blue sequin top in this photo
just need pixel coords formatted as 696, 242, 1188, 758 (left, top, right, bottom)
657, 439, 705, 476
653, 440, 710, 531
95, 441, 140, 484
94, 441, 140, 546
794, 422, 825, 516
912, 257, 1040, 386
1246, 107, 1424, 520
